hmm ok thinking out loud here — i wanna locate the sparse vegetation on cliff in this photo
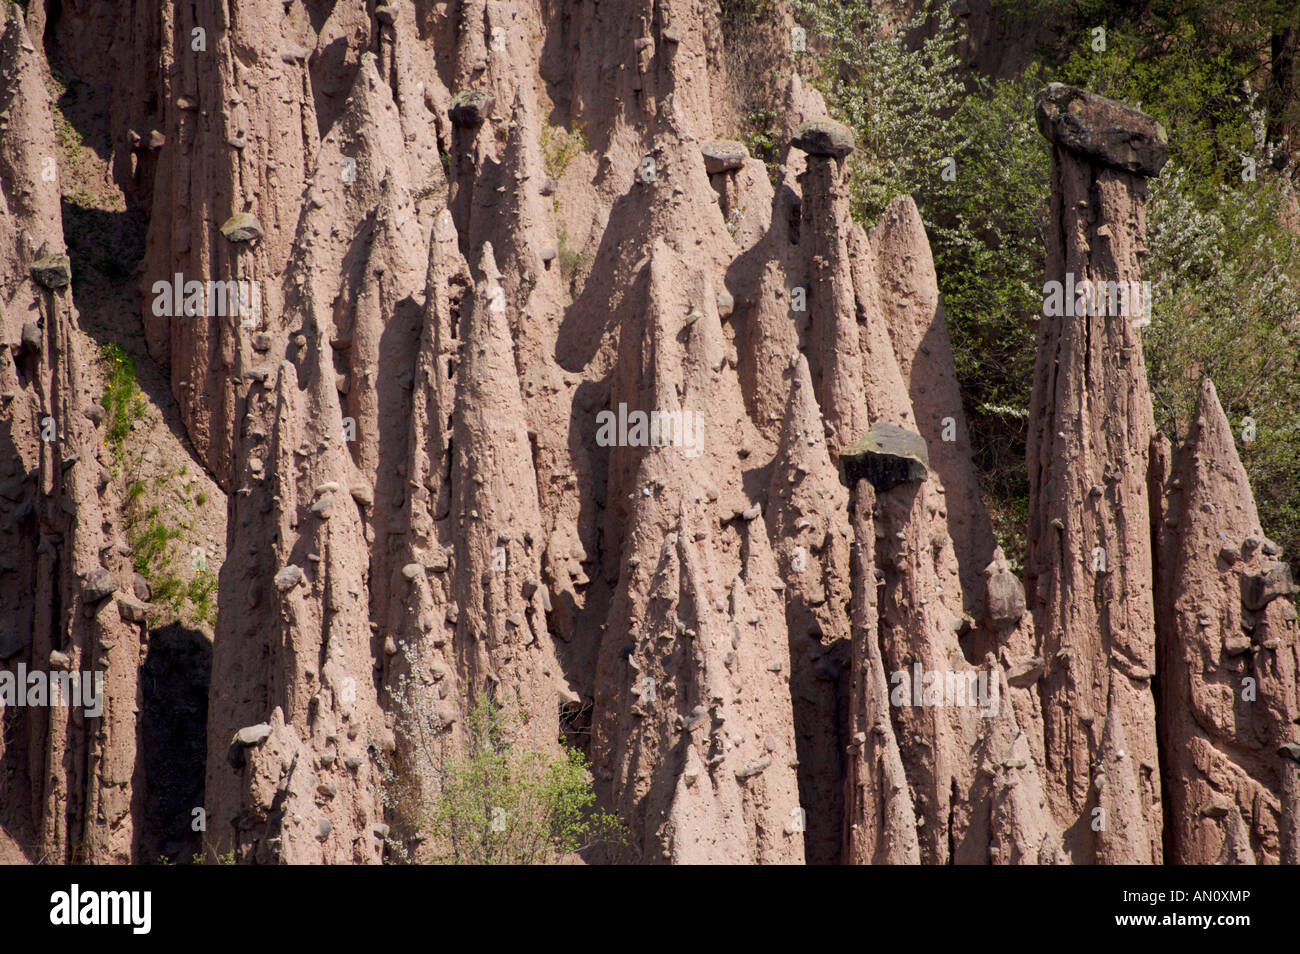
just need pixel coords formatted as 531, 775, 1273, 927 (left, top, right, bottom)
99, 343, 147, 461
6, 0, 1299, 876
540, 120, 587, 182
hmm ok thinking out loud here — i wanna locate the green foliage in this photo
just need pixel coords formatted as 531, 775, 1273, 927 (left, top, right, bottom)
1145, 159, 1300, 553
1045, 21, 1255, 198
738, 108, 783, 182
404, 691, 625, 865
130, 505, 180, 575
721, 0, 794, 131
798, 0, 1300, 565
798, 0, 1043, 559
425, 693, 625, 864
126, 478, 147, 504
186, 571, 218, 624
797, 0, 965, 223
929, 73, 1049, 414
540, 121, 588, 182
798, 1, 1046, 412
126, 500, 218, 624
98, 343, 147, 460
1038, 3, 1300, 561
720, 0, 780, 19
188, 848, 236, 865
102, 349, 219, 628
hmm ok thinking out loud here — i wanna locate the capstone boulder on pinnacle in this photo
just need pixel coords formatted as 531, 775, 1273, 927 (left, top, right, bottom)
839, 421, 929, 492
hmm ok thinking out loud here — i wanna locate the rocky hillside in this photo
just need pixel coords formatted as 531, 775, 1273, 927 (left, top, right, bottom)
0, 0, 1296, 865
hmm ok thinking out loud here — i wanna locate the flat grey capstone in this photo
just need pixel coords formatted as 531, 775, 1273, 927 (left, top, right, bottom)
700, 139, 748, 174
791, 119, 855, 159
220, 212, 264, 243
839, 421, 929, 492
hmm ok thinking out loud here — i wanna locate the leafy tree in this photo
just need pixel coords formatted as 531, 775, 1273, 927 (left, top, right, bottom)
425, 693, 625, 864
796, 0, 1047, 563
797, 0, 1300, 568
1044, 6, 1300, 562
383, 671, 626, 865
796, 0, 966, 223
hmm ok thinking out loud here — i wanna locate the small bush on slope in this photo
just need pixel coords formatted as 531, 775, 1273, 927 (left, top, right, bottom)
383, 655, 625, 864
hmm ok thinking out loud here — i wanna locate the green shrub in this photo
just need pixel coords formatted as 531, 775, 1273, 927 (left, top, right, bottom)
130, 506, 180, 574
540, 121, 587, 182
99, 343, 147, 459
556, 224, 590, 297
426, 694, 624, 864
186, 571, 218, 625
385, 680, 625, 865
738, 108, 783, 183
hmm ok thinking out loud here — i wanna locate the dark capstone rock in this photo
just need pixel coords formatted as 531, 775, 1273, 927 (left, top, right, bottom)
449, 89, 494, 128
1034, 83, 1168, 177
220, 212, 264, 243
375, 3, 397, 25
700, 139, 748, 174
83, 567, 118, 603
30, 254, 71, 290
1242, 561, 1296, 611
228, 723, 272, 769
839, 422, 929, 492
235, 724, 271, 746
20, 322, 41, 354
791, 119, 855, 159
